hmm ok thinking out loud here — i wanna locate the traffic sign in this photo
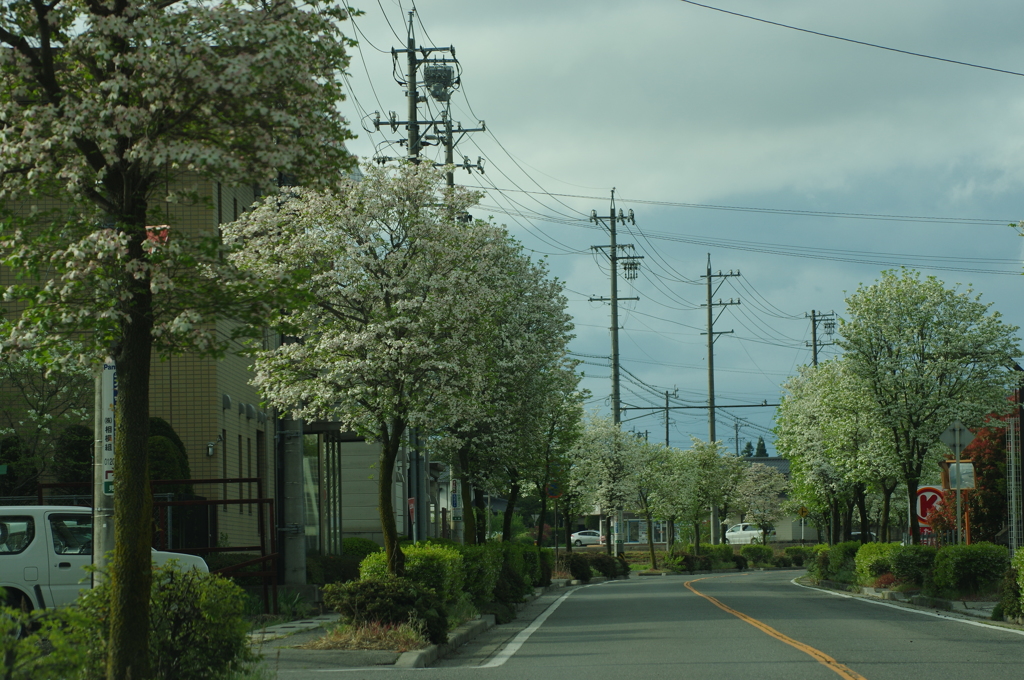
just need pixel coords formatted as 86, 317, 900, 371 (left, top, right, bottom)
545, 482, 563, 499
797, 506, 809, 518
939, 421, 974, 455
916, 486, 943, 527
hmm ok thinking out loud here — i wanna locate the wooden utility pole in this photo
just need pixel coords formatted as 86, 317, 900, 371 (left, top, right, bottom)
701, 255, 739, 443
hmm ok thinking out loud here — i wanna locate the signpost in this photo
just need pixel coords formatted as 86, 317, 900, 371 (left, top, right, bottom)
93, 359, 117, 582
940, 421, 974, 544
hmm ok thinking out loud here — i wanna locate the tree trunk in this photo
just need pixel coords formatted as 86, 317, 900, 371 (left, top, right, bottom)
645, 511, 657, 569
378, 419, 406, 576
829, 498, 840, 545
907, 479, 921, 544
108, 285, 154, 680
842, 499, 854, 542
604, 513, 613, 556
502, 478, 520, 542
692, 521, 701, 555
856, 486, 869, 542
457, 448, 476, 545
563, 505, 573, 552
536, 485, 548, 547
879, 481, 895, 541
474, 486, 487, 544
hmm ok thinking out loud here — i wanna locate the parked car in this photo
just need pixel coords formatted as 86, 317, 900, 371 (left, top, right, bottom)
570, 529, 602, 546
0, 505, 208, 610
724, 523, 774, 545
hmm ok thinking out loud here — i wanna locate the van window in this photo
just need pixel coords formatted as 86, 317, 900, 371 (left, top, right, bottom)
0, 516, 35, 554
49, 514, 93, 555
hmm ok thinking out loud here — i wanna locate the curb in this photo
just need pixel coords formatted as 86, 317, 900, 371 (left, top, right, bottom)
395, 579, 584, 668
808, 579, 999, 621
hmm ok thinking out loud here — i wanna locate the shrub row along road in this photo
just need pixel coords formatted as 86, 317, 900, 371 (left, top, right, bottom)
277, 571, 1024, 679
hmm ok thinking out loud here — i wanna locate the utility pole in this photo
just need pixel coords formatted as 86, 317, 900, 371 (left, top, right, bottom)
373, 10, 484, 183
700, 255, 740, 443
806, 310, 837, 366
701, 255, 739, 545
589, 190, 642, 425
589, 190, 642, 558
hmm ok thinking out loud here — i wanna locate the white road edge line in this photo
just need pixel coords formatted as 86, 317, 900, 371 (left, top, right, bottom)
791, 577, 1024, 637
480, 583, 596, 668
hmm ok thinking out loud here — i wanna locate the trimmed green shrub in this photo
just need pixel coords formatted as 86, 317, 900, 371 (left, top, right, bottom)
772, 554, 793, 568
557, 552, 592, 582
740, 544, 773, 565
929, 542, 1008, 597
828, 541, 861, 582
889, 544, 937, 587
992, 567, 1021, 622
71, 563, 254, 680
360, 543, 464, 606
808, 544, 830, 580
343, 537, 382, 562
585, 551, 621, 578
665, 552, 712, 573
521, 547, 542, 586
784, 546, 812, 567
322, 577, 447, 645
854, 542, 901, 586
495, 543, 533, 605
732, 553, 748, 570
456, 544, 501, 607
540, 548, 556, 585
0, 605, 85, 680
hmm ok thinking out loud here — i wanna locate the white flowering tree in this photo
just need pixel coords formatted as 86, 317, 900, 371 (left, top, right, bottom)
224, 163, 562, 573
652, 438, 735, 554
839, 269, 1020, 544
569, 414, 637, 553
621, 439, 669, 568
775, 359, 900, 543
0, 2, 354, 677
737, 462, 790, 544
0, 354, 91, 495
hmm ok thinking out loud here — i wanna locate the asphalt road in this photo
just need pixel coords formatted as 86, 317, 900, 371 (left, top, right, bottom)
271, 571, 1024, 680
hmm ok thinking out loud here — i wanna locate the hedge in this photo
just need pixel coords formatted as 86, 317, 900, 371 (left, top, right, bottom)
455, 544, 501, 607
854, 542, 901, 585
929, 542, 1008, 597
360, 543, 464, 606
889, 544, 937, 587
784, 546, 812, 567
322, 577, 448, 645
828, 541, 861, 582
740, 544, 773, 566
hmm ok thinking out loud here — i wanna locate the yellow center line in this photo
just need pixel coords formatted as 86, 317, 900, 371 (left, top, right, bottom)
685, 576, 867, 680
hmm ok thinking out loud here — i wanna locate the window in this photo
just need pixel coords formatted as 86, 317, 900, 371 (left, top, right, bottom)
0, 516, 35, 554
49, 514, 92, 555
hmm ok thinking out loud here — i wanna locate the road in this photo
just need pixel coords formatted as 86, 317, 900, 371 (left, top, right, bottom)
273, 571, 1024, 680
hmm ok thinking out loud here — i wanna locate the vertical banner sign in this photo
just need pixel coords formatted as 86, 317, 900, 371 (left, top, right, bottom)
101, 360, 117, 496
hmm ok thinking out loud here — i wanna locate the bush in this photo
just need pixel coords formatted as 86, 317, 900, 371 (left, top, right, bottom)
586, 551, 621, 578
665, 552, 712, 573
343, 537, 383, 562
854, 542, 901, 586
809, 545, 830, 580
494, 543, 533, 605
992, 567, 1021, 622
784, 546, 812, 567
521, 547, 542, 586
541, 548, 556, 585
456, 544, 501, 607
0, 605, 85, 680
557, 552, 593, 582
70, 562, 254, 680
929, 542, 1008, 597
772, 554, 793, 568
732, 553, 748, 570
889, 544, 937, 587
360, 543, 464, 606
828, 541, 861, 582
322, 577, 448, 645
740, 544, 773, 566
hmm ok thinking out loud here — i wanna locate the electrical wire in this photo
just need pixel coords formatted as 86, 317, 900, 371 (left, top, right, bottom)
677, 0, 1024, 79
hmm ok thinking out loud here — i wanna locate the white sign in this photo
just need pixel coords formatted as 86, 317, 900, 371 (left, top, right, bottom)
101, 360, 117, 496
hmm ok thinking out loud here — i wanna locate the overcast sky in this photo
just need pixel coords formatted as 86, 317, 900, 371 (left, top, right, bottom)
339, 0, 1024, 454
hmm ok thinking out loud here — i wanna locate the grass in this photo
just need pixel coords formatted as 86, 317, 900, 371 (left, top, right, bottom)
298, 621, 428, 652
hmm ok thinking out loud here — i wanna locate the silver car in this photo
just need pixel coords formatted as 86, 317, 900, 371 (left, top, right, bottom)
725, 522, 771, 545
570, 529, 602, 546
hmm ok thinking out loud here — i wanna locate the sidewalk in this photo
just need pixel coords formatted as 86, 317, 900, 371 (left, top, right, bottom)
250, 577, 607, 675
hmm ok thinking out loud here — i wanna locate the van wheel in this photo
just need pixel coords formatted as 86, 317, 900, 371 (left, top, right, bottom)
574, 540, 582, 546
750, 537, 760, 545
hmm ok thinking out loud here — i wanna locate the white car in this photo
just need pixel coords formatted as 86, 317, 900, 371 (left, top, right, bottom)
570, 529, 602, 546
0, 505, 208, 610
724, 522, 774, 545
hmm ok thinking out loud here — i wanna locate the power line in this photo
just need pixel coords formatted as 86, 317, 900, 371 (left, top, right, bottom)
677, 0, 1024, 79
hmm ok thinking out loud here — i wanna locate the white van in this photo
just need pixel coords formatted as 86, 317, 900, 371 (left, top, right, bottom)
0, 505, 208, 610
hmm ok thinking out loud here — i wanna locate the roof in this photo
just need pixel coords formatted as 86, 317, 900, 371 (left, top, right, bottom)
744, 456, 790, 477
